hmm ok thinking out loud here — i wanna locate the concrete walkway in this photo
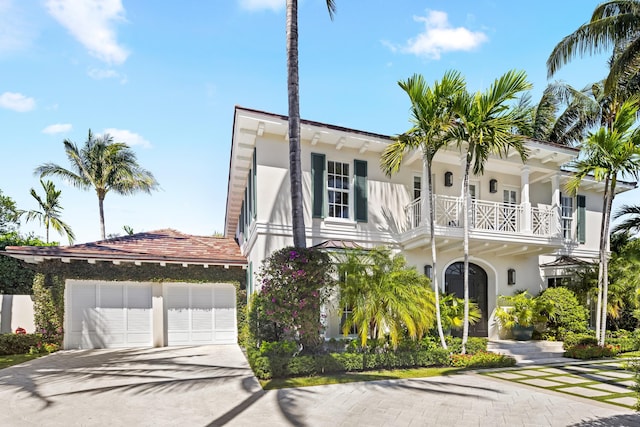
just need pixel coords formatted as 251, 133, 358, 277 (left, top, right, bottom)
0, 345, 637, 426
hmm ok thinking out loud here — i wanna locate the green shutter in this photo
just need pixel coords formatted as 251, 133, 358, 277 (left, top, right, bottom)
239, 200, 245, 234
252, 148, 257, 219
577, 195, 586, 244
311, 153, 326, 218
354, 159, 368, 222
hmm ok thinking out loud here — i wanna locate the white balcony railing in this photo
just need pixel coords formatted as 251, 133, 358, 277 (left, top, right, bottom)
404, 196, 559, 238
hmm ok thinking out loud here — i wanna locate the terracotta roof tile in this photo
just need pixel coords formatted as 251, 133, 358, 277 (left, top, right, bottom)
3, 229, 246, 266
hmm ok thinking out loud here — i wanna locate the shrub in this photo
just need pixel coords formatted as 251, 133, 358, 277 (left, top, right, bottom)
564, 344, 620, 359
537, 287, 587, 340
562, 331, 597, 350
449, 351, 516, 368
444, 336, 487, 355
32, 273, 64, 346
0, 333, 40, 355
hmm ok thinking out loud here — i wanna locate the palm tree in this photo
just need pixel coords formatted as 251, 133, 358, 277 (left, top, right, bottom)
338, 247, 435, 349
547, 1, 640, 93
380, 71, 466, 349
287, 0, 336, 248
21, 179, 75, 244
449, 70, 531, 354
613, 204, 640, 235
35, 130, 158, 240
566, 97, 640, 345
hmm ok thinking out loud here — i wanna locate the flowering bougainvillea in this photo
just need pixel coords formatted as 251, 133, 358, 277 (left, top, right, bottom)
254, 247, 335, 353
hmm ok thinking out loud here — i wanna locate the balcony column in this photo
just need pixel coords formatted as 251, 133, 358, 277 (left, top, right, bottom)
551, 173, 561, 236
420, 157, 430, 227
521, 166, 531, 233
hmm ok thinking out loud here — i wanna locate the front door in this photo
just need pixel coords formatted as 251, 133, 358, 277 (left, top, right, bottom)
445, 262, 488, 337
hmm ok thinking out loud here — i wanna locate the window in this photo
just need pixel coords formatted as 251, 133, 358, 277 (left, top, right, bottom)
548, 277, 571, 288
561, 195, 573, 240
327, 161, 350, 219
503, 189, 517, 205
340, 306, 357, 335
413, 176, 421, 200
312, 154, 367, 222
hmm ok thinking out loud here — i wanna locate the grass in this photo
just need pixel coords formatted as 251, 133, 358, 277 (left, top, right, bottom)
618, 351, 640, 358
260, 366, 460, 390
0, 353, 43, 369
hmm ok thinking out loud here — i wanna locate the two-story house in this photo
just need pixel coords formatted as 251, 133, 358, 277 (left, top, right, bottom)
225, 106, 635, 339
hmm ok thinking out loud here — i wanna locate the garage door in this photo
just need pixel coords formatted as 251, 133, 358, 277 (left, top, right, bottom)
166, 283, 236, 346
65, 280, 153, 349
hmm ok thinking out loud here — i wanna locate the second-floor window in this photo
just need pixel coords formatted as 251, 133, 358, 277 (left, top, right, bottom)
561, 195, 573, 240
328, 161, 350, 219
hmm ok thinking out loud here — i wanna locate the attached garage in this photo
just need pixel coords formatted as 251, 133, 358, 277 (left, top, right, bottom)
66, 280, 153, 349
4, 229, 247, 350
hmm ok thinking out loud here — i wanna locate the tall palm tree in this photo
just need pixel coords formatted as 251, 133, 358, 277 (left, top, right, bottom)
287, 0, 336, 248
338, 247, 435, 349
449, 70, 531, 354
35, 130, 158, 240
21, 179, 75, 244
380, 71, 466, 349
567, 97, 640, 345
613, 204, 640, 235
547, 0, 640, 93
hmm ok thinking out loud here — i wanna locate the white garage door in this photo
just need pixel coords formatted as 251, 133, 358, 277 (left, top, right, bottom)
65, 280, 153, 349
166, 283, 236, 346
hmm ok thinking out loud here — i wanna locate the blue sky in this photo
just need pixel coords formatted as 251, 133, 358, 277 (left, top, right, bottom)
1, 0, 636, 244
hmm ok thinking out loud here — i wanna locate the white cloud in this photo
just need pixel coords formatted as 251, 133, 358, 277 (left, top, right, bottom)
42, 123, 73, 134
0, 92, 35, 112
239, 0, 284, 12
103, 128, 151, 148
87, 67, 127, 83
45, 0, 129, 65
0, 0, 35, 55
394, 10, 488, 59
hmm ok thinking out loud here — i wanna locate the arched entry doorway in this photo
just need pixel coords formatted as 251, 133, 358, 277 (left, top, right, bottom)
445, 262, 488, 337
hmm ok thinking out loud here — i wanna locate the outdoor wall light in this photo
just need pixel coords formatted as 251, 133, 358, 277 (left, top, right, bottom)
508, 268, 516, 285
424, 264, 432, 279
490, 179, 498, 193
444, 171, 453, 187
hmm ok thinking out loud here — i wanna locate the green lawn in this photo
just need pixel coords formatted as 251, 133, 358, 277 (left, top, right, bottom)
0, 353, 43, 369
261, 366, 460, 390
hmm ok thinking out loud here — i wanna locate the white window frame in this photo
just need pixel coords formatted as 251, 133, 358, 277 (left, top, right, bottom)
561, 195, 574, 240
327, 160, 351, 220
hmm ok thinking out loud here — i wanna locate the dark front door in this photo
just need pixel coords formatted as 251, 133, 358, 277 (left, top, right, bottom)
445, 262, 488, 337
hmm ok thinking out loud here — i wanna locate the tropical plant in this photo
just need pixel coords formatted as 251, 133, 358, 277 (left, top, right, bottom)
338, 247, 436, 350
495, 291, 554, 330
286, 0, 336, 248
566, 97, 640, 345
438, 293, 481, 333
537, 287, 588, 340
449, 69, 531, 353
613, 204, 640, 235
20, 179, 74, 244
35, 130, 158, 240
547, 0, 640, 94
380, 70, 466, 349
0, 189, 20, 234
255, 246, 335, 353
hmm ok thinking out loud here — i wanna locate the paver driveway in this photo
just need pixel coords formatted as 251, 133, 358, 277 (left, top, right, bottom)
0, 345, 638, 426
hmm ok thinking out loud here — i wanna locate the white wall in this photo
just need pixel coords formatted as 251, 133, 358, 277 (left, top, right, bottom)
0, 295, 35, 334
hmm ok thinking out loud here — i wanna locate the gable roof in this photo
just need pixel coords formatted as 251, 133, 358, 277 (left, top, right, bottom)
2, 229, 246, 267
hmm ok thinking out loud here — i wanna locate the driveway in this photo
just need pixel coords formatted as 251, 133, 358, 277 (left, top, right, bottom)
0, 346, 638, 426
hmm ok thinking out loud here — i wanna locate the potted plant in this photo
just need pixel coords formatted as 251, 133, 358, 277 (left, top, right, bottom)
495, 291, 553, 340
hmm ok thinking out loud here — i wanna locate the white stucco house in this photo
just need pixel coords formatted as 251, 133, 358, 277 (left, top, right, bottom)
225, 106, 636, 340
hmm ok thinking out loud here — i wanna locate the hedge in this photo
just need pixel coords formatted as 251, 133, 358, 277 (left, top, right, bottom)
0, 333, 40, 355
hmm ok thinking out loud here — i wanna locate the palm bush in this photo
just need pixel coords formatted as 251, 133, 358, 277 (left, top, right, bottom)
495, 291, 554, 330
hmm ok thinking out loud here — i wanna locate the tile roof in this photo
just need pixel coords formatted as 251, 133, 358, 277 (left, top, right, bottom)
3, 229, 246, 266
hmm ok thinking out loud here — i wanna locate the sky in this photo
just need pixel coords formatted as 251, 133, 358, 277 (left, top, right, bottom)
1, 0, 637, 245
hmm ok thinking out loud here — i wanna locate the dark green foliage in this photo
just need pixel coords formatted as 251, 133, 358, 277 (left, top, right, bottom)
0, 333, 40, 355
0, 233, 51, 294
563, 331, 597, 349
449, 351, 517, 368
32, 274, 64, 345
0, 189, 20, 234
444, 336, 487, 355
537, 287, 588, 339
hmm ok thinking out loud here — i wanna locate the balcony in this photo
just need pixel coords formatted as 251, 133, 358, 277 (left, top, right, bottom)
403, 195, 562, 245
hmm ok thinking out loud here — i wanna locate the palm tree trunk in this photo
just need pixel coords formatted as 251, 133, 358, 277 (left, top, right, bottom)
595, 175, 610, 343
286, 0, 306, 249
98, 196, 106, 240
461, 152, 472, 355
599, 176, 616, 346
427, 161, 447, 349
